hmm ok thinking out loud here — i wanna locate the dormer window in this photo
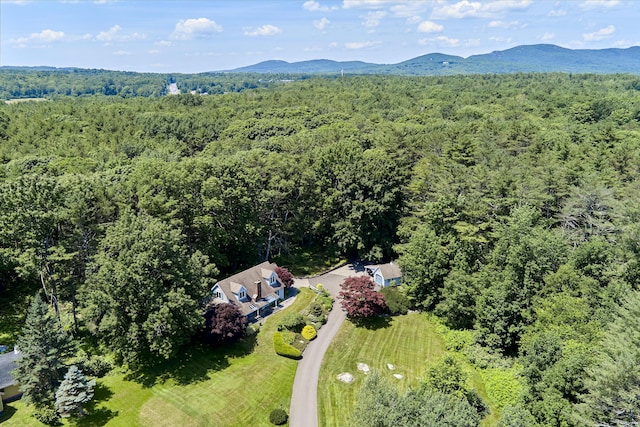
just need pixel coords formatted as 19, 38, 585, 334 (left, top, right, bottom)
239, 290, 246, 299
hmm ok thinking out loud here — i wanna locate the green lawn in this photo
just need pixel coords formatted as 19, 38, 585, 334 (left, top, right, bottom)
317, 313, 502, 427
0, 288, 316, 427
318, 313, 446, 427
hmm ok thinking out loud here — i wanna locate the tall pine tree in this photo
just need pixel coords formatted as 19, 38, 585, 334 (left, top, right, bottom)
14, 292, 72, 410
55, 365, 94, 418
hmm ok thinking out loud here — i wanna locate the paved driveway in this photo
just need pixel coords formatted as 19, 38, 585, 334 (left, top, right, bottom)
289, 264, 368, 427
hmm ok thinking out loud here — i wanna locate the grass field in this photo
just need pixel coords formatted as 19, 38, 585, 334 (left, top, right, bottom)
317, 312, 501, 427
0, 288, 316, 427
317, 313, 446, 427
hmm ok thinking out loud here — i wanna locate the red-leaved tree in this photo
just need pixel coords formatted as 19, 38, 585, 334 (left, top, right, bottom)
275, 266, 295, 288
202, 303, 246, 346
339, 276, 386, 320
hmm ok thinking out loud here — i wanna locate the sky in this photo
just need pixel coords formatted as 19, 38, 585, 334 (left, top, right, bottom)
1, 0, 638, 73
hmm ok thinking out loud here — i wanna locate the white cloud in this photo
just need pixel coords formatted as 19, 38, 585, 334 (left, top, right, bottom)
172, 18, 223, 40
489, 36, 513, 43
488, 20, 521, 29
580, 0, 619, 10
363, 11, 386, 27
244, 25, 282, 36
112, 50, 131, 55
155, 40, 173, 47
390, 2, 430, 18
328, 41, 339, 48
418, 36, 460, 47
342, 0, 393, 8
406, 15, 422, 24
344, 40, 381, 49
541, 32, 555, 41
431, 0, 531, 19
303, 1, 337, 12
314, 17, 330, 30
11, 29, 65, 45
548, 9, 566, 16
96, 25, 145, 42
431, 1, 481, 19
417, 20, 443, 33
97, 25, 121, 41
148, 49, 161, 54
583, 25, 615, 41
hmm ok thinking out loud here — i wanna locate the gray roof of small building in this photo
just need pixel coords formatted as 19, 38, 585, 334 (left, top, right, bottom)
366, 262, 402, 280
0, 351, 21, 389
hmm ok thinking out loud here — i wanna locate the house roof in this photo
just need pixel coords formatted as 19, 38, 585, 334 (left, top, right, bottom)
0, 350, 21, 390
213, 261, 283, 316
366, 262, 402, 280
229, 282, 244, 294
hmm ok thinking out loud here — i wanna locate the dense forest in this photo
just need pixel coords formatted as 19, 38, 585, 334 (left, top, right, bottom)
2, 72, 640, 426
0, 67, 307, 99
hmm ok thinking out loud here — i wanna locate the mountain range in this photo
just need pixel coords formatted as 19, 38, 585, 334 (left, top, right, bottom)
226, 44, 640, 75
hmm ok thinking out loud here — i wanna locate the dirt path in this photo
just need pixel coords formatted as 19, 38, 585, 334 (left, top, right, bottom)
289, 264, 367, 427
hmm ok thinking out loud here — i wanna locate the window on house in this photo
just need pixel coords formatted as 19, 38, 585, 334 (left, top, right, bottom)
214, 291, 222, 299
239, 290, 246, 299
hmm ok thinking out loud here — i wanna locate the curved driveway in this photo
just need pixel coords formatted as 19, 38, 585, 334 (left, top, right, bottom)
289, 264, 367, 427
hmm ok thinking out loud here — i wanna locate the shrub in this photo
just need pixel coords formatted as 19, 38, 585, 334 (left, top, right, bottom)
34, 405, 59, 425
308, 301, 324, 317
281, 330, 296, 345
318, 295, 333, 311
302, 325, 317, 340
278, 312, 306, 332
273, 331, 302, 359
381, 286, 410, 315
269, 408, 288, 425
307, 313, 326, 326
78, 354, 113, 378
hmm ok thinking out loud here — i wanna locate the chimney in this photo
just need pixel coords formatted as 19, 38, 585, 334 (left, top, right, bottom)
255, 280, 262, 300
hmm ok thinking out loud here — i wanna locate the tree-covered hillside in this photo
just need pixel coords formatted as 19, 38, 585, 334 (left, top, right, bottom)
1, 73, 640, 425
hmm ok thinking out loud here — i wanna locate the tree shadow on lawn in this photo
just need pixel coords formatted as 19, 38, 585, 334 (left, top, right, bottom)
354, 316, 393, 330
0, 404, 17, 423
73, 382, 118, 427
125, 332, 258, 388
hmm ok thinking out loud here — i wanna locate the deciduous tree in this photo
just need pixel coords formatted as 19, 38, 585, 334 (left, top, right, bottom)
81, 211, 215, 366
275, 266, 294, 288
202, 303, 246, 346
338, 276, 386, 320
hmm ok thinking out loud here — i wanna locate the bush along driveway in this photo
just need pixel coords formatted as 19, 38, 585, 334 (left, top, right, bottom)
289, 264, 368, 427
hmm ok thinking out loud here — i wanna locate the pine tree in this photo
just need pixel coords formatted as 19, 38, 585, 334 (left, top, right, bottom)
579, 291, 640, 425
55, 365, 95, 417
14, 292, 72, 409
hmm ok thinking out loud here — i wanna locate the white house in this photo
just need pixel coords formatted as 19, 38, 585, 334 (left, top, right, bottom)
210, 261, 285, 321
365, 262, 402, 288
0, 348, 22, 414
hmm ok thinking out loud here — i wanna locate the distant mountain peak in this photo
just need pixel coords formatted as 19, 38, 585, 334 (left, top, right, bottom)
225, 44, 640, 75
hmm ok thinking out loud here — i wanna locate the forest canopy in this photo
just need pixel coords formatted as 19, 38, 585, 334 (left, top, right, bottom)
2, 71, 640, 425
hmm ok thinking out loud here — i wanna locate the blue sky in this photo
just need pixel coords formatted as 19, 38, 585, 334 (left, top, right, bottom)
1, 0, 638, 73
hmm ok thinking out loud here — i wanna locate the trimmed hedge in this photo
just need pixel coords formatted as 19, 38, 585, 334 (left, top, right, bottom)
273, 331, 302, 359
302, 325, 317, 341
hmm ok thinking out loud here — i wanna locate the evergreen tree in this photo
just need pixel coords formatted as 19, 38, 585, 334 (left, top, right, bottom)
14, 292, 72, 410
579, 291, 640, 426
55, 365, 95, 418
